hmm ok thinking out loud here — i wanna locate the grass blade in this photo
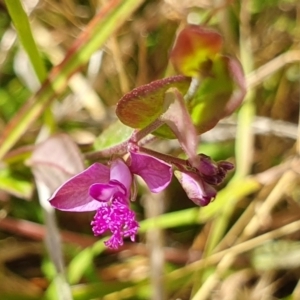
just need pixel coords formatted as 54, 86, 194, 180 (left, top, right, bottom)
4, 0, 47, 82
0, 0, 145, 159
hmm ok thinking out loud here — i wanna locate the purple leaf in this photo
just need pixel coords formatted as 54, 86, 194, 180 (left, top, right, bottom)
28, 134, 85, 193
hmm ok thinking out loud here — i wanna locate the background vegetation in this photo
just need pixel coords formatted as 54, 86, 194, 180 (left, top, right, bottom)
0, 0, 300, 299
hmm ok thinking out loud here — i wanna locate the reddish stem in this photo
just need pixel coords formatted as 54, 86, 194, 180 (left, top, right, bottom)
85, 120, 165, 161
130, 119, 164, 142
137, 146, 189, 171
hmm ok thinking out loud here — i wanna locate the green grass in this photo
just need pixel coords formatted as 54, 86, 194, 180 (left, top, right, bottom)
1, 0, 300, 299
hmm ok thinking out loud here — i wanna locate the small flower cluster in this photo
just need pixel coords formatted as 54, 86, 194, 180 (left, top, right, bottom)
50, 151, 172, 249
175, 154, 233, 206
49, 146, 233, 249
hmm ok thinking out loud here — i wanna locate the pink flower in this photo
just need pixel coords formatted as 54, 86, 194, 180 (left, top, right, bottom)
174, 170, 217, 206
195, 154, 234, 185
49, 152, 172, 249
175, 154, 234, 206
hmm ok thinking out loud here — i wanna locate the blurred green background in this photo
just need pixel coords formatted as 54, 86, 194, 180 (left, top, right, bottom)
0, 0, 300, 299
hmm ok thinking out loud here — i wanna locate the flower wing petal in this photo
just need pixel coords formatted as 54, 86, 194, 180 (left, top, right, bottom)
49, 163, 110, 211
174, 170, 216, 206
89, 183, 124, 202
110, 159, 132, 194
129, 151, 172, 193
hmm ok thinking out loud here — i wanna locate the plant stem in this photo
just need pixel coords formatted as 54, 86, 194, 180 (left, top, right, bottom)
137, 146, 188, 170
131, 119, 165, 142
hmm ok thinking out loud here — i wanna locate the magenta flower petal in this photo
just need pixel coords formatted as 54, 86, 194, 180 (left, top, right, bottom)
196, 155, 234, 185
196, 154, 218, 176
50, 163, 110, 211
50, 158, 139, 249
91, 195, 139, 249
129, 151, 172, 193
89, 182, 126, 202
174, 170, 216, 206
110, 159, 132, 194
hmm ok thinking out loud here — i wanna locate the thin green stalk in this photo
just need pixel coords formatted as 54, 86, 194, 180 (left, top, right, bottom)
203, 0, 256, 257
5, 0, 47, 82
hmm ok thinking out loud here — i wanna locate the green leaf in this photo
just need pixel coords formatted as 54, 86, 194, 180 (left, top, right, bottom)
0, 169, 33, 199
189, 55, 246, 134
116, 75, 190, 129
94, 120, 134, 151
170, 25, 223, 77
71, 282, 138, 300
116, 57, 245, 139
67, 239, 106, 284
